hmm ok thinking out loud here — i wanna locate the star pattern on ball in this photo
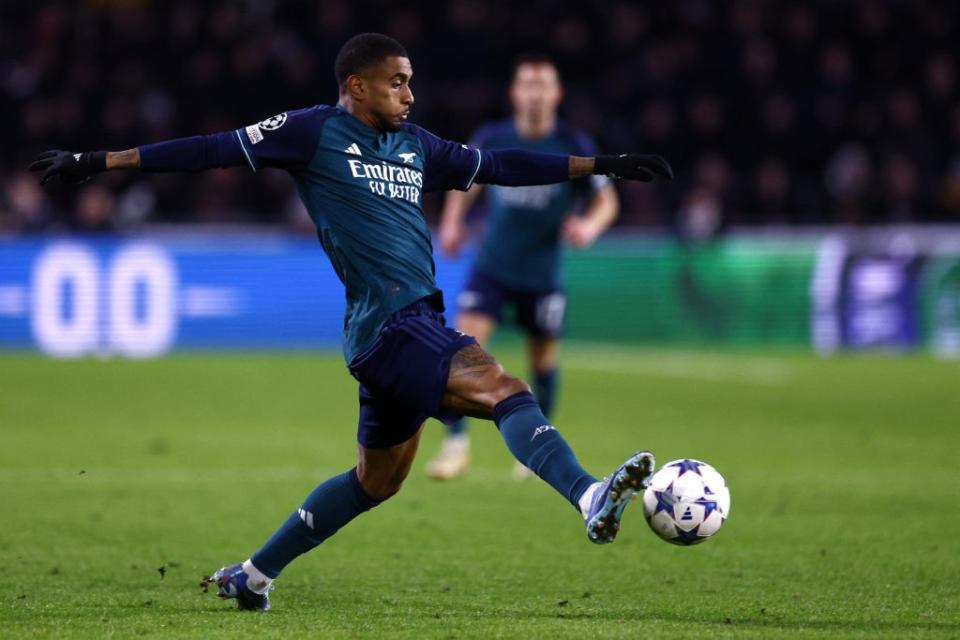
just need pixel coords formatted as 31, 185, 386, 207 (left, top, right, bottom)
652, 484, 677, 514
672, 524, 703, 544
694, 497, 718, 519
668, 459, 704, 476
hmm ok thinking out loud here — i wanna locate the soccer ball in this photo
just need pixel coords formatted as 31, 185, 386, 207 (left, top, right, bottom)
642, 458, 730, 545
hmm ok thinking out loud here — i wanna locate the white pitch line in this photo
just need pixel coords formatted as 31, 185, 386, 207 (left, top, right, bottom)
561, 342, 793, 386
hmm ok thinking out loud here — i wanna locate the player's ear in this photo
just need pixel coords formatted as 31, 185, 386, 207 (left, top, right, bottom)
346, 74, 366, 101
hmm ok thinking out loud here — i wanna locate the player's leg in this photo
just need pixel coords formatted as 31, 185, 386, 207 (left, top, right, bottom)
441, 343, 654, 543
426, 271, 504, 479
426, 311, 496, 479
510, 291, 565, 479
246, 427, 422, 578
441, 344, 592, 503
526, 287, 563, 413
504, 334, 561, 480
528, 334, 559, 418
357, 427, 424, 498
211, 388, 424, 610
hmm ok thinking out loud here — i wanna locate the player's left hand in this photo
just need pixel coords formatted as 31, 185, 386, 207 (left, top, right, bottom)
29, 150, 107, 186
563, 216, 602, 248
594, 154, 673, 182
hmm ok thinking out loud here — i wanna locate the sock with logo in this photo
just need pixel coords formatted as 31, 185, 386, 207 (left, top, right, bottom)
249, 468, 384, 579
493, 391, 596, 508
533, 368, 559, 419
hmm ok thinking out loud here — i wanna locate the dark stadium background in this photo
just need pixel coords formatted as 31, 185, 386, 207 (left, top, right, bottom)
2, 0, 959, 233
2, 5, 959, 637
3, 1, 959, 357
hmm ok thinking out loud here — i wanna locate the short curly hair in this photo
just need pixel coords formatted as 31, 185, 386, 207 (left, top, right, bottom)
334, 33, 408, 89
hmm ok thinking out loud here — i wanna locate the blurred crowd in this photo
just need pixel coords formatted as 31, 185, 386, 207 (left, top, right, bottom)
2, 0, 959, 235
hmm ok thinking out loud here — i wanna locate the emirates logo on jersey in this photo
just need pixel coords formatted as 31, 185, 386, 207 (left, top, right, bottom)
347, 158, 423, 205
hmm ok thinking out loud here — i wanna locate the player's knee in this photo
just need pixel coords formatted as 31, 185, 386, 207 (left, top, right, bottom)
356, 462, 409, 500
490, 370, 531, 404
365, 480, 403, 501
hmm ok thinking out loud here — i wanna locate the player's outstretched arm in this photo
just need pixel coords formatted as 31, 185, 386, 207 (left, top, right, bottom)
475, 149, 673, 188
572, 154, 674, 182
29, 150, 118, 186
29, 130, 252, 187
412, 124, 672, 193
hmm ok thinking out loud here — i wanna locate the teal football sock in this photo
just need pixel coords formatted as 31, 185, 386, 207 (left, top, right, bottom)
250, 468, 383, 578
493, 391, 596, 508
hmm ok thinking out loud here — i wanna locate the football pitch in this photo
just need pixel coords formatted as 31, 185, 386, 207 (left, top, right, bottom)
1, 346, 957, 639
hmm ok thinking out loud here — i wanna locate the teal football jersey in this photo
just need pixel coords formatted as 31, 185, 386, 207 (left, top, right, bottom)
235, 105, 482, 362
470, 120, 608, 292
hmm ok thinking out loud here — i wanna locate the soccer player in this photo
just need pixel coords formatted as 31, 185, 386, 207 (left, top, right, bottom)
31, 34, 673, 611
426, 54, 619, 481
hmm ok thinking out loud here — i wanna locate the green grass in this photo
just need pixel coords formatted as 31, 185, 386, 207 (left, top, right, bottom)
1, 346, 958, 638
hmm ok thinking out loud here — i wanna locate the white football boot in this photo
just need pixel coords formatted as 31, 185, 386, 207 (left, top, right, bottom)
425, 434, 470, 480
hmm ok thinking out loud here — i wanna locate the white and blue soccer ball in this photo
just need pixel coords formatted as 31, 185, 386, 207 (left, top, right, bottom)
642, 458, 730, 546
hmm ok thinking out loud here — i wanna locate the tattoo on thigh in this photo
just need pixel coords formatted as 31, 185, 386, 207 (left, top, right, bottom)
449, 344, 496, 378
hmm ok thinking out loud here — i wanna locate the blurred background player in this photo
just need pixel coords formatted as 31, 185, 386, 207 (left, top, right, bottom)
426, 54, 619, 480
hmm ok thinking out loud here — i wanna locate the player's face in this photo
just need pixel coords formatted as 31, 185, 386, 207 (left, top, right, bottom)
363, 56, 415, 132
510, 63, 562, 121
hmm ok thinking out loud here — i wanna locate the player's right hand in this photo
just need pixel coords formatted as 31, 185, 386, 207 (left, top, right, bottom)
29, 150, 107, 186
593, 154, 673, 182
439, 219, 467, 257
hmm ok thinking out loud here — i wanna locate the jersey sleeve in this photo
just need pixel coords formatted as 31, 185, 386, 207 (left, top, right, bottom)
234, 106, 330, 172
138, 132, 248, 172
405, 125, 483, 192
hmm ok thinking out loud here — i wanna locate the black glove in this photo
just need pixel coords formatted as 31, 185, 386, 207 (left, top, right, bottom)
29, 150, 107, 186
594, 154, 673, 182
